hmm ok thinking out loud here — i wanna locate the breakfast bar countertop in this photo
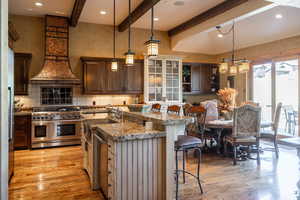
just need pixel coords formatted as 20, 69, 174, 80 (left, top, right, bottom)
92, 122, 166, 142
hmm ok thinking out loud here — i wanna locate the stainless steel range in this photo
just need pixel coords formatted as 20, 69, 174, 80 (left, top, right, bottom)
31, 106, 82, 149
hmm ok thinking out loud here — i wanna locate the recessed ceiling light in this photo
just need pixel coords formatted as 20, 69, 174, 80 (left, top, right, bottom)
55, 11, 65, 15
100, 10, 107, 15
35, 2, 43, 7
218, 33, 223, 38
154, 17, 159, 21
27, 8, 33, 11
275, 14, 283, 19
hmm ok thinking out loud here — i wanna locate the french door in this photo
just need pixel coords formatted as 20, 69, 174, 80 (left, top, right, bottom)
252, 57, 299, 136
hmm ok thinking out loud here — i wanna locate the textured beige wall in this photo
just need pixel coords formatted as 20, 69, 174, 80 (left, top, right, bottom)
10, 15, 217, 80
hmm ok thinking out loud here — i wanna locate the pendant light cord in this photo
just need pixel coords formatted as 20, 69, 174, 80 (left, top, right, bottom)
113, 0, 116, 58
128, 0, 131, 51
151, 7, 154, 39
232, 20, 235, 64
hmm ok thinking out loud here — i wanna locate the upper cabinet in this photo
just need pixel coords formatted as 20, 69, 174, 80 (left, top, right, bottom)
81, 57, 144, 94
144, 56, 182, 103
183, 62, 219, 94
14, 53, 32, 95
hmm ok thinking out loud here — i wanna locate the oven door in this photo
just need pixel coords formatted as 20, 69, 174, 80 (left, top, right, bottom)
32, 121, 55, 143
51, 120, 82, 140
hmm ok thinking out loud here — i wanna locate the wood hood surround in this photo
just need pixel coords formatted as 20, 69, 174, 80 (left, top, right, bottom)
31, 15, 80, 85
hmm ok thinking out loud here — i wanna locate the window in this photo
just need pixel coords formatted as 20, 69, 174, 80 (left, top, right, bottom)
145, 56, 182, 103
40, 87, 73, 105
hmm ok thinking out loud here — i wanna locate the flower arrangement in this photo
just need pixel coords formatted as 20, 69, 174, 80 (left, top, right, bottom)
217, 88, 237, 112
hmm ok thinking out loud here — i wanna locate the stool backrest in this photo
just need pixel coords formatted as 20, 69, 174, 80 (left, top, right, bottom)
151, 103, 161, 112
186, 106, 207, 138
167, 105, 181, 115
273, 102, 282, 134
183, 103, 192, 116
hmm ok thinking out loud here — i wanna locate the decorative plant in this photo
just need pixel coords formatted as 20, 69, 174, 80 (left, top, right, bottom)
217, 88, 237, 112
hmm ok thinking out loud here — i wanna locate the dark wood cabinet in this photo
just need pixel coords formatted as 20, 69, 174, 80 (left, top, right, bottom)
14, 53, 32, 95
184, 62, 219, 94
81, 57, 143, 94
14, 115, 31, 150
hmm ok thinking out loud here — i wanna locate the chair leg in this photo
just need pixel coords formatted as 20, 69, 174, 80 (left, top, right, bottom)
224, 140, 228, 157
182, 150, 186, 184
196, 148, 203, 194
233, 145, 237, 165
175, 150, 179, 200
274, 138, 279, 158
257, 143, 261, 165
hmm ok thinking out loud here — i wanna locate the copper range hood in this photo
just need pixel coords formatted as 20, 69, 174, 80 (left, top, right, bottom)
31, 15, 80, 85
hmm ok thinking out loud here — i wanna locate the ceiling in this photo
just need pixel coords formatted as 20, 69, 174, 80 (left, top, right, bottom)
8, 0, 300, 55
173, 5, 300, 54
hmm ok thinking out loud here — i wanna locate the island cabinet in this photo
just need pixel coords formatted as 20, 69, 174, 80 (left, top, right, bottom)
14, 53, 32, 95
92, 122, 167, 200
81, 57, 144, 94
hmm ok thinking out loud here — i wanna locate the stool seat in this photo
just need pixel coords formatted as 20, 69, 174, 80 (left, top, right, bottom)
175, 135, 202, 150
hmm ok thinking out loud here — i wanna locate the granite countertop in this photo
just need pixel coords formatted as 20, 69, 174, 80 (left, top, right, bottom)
92, 122, 166, 142
124, 111, 193, 125
14, 111, 32, 116
81, 112, 110, 120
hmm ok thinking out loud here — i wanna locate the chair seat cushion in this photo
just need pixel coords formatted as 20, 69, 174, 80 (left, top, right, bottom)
175, 135, 202, 150
260, 130, 275, 138
225, 136, 257, 144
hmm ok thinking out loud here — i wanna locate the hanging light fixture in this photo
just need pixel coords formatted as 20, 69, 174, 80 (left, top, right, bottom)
145, 6, 160, 57
217, 21, 250, 75
111, 0, 118, 72
124, 0, 135, 66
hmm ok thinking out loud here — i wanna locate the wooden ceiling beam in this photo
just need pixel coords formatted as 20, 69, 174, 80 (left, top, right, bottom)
70, 0, 87, 27
118, 0, 160, 32
168, 0, 249, 37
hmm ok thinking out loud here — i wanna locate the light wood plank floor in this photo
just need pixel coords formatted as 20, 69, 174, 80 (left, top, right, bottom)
9, 143, 300, 200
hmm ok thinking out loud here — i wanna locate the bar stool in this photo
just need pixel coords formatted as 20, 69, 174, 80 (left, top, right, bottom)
151, 103, 161, 112
167, 105, 204, 199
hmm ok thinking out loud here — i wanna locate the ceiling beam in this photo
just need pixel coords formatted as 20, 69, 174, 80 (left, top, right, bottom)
70, 0, 87, 27
118, 0, 160, 32
168, 0, 249, 37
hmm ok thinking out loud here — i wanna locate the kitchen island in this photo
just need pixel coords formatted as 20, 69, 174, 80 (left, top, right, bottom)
87, 110, 192, 200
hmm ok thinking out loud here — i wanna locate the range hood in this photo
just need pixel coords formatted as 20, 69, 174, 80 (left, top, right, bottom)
31, 15, 80, 85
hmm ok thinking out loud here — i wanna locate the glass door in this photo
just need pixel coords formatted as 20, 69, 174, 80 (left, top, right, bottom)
252, 63, 272, 122
275, 59, 298, 136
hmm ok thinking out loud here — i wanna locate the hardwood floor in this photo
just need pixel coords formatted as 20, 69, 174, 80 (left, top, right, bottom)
9, 143, 300, 200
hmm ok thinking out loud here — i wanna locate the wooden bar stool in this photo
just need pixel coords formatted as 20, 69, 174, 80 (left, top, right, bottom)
167, 105, 204, 199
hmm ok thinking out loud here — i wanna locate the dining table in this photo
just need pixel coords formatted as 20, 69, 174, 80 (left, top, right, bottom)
205, 119, 233, 154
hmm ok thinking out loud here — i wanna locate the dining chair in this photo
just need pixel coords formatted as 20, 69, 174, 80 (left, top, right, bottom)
151, 103, 161, 112
183, 103, 192, 116
260, 102, 282, 158
170, 105, 204, 199
282, 105, 297, 135
224, 104, 262, 165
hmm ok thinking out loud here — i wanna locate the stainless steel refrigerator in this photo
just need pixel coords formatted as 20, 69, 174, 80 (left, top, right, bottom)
8, 47, 14, 182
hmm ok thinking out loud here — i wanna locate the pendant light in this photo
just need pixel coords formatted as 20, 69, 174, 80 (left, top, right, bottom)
145, 6, 160, 57
124, 0, 135, 66
217, 21, 250, 75
111, 0, 118, 72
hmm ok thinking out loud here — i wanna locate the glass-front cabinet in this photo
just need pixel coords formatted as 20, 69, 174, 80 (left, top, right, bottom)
144, 55, 182, 104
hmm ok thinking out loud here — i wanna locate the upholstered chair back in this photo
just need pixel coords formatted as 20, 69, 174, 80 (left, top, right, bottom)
273, 102, 282, 133
233, 104, 261, 138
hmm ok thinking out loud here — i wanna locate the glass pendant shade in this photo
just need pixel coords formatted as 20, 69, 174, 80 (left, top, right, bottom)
125, 51, 135, 66
145, 39, 159, 57
238, 61, 250, 73
219, 62, 229, 74
229, 65, 238, 75
111, 60, 118, 72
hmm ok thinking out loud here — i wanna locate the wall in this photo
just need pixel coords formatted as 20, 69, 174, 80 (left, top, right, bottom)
216, 34, 300, 105
10, 15, 217, 106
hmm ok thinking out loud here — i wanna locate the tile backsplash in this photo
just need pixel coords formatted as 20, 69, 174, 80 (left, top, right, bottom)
15, 84, 137, 107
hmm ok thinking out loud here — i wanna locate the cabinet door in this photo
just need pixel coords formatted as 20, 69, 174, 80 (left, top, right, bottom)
200, 64, 212, 94
126, 61, 143, 94
83, 61, 107, 93
14, 115, 31, 150
99, 143, 108, 198
14, 53, 31, 95
191, 64, 201, 93
106, 61, 125, 93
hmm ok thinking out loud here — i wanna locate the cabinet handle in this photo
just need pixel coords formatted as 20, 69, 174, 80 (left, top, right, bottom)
108, 145, 111, 148
108, 184, 112, 187
108, 171, 112, 174
108, 158, 111, 161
